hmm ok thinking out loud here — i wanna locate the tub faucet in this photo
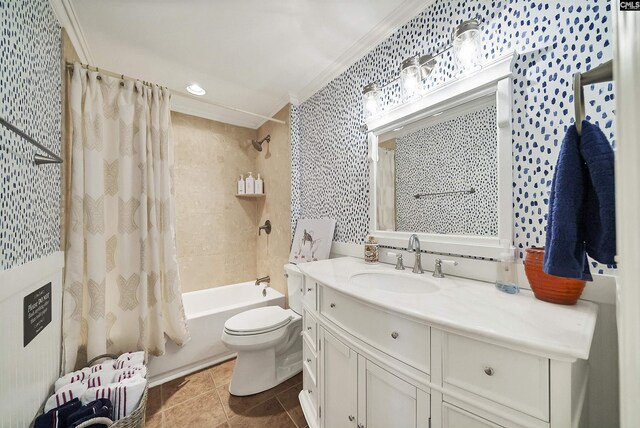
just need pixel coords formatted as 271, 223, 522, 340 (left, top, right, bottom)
255, 276, 270, 286
407, 234, 424, 274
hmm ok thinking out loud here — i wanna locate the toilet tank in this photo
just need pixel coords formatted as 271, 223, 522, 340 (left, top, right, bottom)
284, 263, 303, 314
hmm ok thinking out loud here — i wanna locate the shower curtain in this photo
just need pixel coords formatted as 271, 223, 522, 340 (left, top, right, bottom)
63, 64, 189, 372
376, 148, 397, 231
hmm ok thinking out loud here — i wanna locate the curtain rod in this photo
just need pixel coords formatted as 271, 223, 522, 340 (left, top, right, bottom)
66, 62, 286, 125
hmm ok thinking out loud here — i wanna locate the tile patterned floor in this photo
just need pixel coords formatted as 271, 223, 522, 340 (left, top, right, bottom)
145, 358, 307, 428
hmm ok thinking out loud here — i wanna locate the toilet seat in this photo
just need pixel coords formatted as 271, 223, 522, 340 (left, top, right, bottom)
224, 306, 293, 336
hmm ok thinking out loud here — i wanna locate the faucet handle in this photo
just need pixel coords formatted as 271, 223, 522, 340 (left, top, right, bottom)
387, 252, 405, 270
433, 258, 458, 278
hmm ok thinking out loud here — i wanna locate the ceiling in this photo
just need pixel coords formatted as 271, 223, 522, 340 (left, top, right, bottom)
65, 0, 430, 128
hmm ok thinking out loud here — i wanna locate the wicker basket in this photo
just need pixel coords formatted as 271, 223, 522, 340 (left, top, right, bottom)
30, 353, 148, 428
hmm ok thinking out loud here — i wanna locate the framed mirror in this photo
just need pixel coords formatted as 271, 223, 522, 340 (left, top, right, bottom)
367, 53, 515, 259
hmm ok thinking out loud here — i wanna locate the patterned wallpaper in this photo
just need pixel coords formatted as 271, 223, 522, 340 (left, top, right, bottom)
291, 0, 615, 273
0, 0, 62, 270
394, 105, 498, 236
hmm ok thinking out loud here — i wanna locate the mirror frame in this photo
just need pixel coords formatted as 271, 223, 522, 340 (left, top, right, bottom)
366, 52, 516, 259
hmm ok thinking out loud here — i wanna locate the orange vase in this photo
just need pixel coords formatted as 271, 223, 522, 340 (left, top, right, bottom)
524, 247, 586, 305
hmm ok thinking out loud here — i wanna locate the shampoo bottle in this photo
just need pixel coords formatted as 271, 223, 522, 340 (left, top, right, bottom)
237, 175, 245, 195
255, 174, 264, 194
245, 172, 255, 194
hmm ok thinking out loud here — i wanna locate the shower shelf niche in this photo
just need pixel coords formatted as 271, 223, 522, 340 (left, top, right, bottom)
235, 194, 265, 199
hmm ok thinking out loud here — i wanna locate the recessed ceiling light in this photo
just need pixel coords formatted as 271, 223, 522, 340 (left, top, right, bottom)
186, 83, 206, 96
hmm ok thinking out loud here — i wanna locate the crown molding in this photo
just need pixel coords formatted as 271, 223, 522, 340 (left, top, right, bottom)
292, 0, 436, 104
171, 94, 261, 130
49, 0, 93, 63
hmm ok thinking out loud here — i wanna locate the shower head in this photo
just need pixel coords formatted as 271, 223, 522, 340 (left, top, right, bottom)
252, 135, 271, 152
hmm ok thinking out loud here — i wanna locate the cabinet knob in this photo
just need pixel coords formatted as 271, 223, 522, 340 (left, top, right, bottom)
307, 358, 312, 363
348, 415, 355, 421
308, 287, 313, 292
308, 389, 312, 394
484, 366, 494, 376
358, 424, 365, 428
391, 331, 399, 339
307, 326, 312, 330
299, 288, 303, 293
330, 303, 336, 308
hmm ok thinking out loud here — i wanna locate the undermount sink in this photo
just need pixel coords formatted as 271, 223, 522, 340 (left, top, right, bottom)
348, 271, 440, 294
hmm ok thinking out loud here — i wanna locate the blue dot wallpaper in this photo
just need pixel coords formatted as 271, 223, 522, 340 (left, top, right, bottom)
291, 0, 615, 275
0, 0, 62, 270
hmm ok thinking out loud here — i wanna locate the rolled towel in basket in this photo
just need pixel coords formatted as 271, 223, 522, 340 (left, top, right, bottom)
113, 351, 145, 369
45, 382, 89, 412
85, 371, 116, 388
67, 398, 113, 428
113, 366, 146, 383
82, 376, 146, 420
55, 361, 116, 391
35, 398, 81, 428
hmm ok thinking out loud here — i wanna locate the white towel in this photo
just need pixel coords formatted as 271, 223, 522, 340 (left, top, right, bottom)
113, 376, 147, 420
82, 376, 147, 420
85, 370, 116, 388
45, 381, 88, 412
113, 366, 147, 383
113, 352, 145, 369
54, 360, 116, 391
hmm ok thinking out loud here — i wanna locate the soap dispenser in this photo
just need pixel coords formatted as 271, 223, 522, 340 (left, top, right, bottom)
237, 175, 245, 195
495, 242, 518, 294
255, 174, 264, 194
245, 172, 255, 194
364, 235, 379, 264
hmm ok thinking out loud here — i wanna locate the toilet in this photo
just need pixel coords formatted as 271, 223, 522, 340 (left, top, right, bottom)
221, 264, 303, 396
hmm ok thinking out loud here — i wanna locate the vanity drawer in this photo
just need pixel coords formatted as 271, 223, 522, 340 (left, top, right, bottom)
320, 286, 430, 374
302, 364, 318, 414
442, 402, 504, 428
442, 333, 549, 421
303, 280, 317, 310
303, 307, 318, 351
303, 336, 317, 383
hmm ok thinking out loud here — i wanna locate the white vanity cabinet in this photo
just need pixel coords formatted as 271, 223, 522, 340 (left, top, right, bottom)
320, 327, 431, 428
297, 259, 597, 428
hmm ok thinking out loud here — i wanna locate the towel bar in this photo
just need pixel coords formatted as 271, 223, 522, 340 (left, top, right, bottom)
574, 60, 613, 135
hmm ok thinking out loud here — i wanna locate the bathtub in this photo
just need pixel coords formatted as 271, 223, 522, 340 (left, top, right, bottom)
148, 281, 285, 386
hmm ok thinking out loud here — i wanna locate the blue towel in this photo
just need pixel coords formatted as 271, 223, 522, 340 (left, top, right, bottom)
34, 398, 81, 428
543, 120, 616, 281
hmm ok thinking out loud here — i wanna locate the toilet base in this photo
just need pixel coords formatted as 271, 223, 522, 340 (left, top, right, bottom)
228, 335, 302, 396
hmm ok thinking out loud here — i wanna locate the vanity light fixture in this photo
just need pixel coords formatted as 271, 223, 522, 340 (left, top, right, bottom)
361, 18, 482, 118
452, 19, 482, 73
362, 82, 382, 118
400, 56, 421, 102
186, 83, 206, 96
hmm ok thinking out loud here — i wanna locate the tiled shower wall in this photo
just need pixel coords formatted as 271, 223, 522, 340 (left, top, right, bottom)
0, 0, 62, 270
291, 0, 615, 273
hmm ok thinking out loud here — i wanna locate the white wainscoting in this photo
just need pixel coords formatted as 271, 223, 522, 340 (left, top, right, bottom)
0, 252, 64, 427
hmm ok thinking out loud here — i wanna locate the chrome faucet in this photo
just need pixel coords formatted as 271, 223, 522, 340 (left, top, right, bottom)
407, 234, 424, 274
255, 275, 270, 286
432, 258, 458, 278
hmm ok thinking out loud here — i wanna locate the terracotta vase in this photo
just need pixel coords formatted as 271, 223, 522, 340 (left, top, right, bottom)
523, 247, 586, 305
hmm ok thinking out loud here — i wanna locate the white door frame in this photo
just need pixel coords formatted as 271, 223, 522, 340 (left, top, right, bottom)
614, 3, 640, 427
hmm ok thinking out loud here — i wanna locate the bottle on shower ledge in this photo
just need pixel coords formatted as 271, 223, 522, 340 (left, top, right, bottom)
237, 175, 245, 195
255, 174, 264, 194
245, 172, 255, 194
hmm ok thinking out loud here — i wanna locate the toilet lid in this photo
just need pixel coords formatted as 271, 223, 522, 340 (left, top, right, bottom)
224, 306, 292, 334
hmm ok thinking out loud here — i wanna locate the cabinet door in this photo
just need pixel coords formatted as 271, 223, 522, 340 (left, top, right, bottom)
320, 328, 358, 428
361, 358, 431, 428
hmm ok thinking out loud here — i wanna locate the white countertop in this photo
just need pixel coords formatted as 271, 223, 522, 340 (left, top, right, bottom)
298, 257, 598, 361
